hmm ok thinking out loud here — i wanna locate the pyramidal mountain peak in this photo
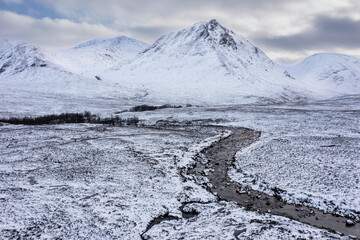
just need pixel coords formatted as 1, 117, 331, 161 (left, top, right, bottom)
104, 20, 306, 104
197, 19, 238, 49
142, 19, 247, 55
137, 19, 273, 72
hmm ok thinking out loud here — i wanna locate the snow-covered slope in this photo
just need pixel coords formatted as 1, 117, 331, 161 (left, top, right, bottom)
103, 20, 306, 104
0, 36, 148, 78
284, 53, 360, 96
0, 39, 50, 76
47, 36, 149, 76
0, 39, 85, 95
0, 38, 144, 116
3, 21, 360, 116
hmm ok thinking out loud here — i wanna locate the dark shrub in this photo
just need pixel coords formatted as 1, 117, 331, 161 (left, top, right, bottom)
0, 112, 140, 127
129, 104, 182, 112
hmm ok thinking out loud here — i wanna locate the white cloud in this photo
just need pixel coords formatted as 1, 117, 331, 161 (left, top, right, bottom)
0, 10, 124, 47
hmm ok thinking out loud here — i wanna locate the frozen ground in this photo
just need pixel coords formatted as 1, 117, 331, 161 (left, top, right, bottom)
0, 124, 350, 239
145, 201, 348, 240
119, 95, 360, 221
229, 131, 360, 219
0, 124, 219, 239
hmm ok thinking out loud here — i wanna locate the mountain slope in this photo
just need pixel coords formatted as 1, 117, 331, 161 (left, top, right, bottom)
47, 36, 149, 76
5, 22, 360, 115
0, 39, 50, 76
0, 38, 146, 116
104, 20, 305, 104
284, 53, 360, 96
0, 36, 149, 78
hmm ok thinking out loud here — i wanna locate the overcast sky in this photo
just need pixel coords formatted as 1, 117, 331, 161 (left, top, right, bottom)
0, 0, 359, 64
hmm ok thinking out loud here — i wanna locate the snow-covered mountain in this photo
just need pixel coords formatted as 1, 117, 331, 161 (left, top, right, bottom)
0, 39, 83, 96
0, 36, 149, 78
0, 39, 50, 76
103, 19, 305, 104
48, 36, 149, 76
2, 20, 360, 116
284, 53, 360, 96
0, 38, 147, 116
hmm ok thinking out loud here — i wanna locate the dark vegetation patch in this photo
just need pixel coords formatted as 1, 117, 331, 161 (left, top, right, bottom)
0, 111, 139, 126
129, 104, 184, 112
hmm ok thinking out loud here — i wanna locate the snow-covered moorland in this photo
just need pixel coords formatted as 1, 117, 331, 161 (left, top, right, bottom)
229, 130, 360, 220
1, 18, 360, 239
0, 123, 351, 239
119, 96, 360, 222
0, 124, 220, 239
145, 201, 348, 240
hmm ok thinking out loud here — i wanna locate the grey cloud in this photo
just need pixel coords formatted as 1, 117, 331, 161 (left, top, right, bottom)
255, 15, 360, 51
2, 0, 360, 64
125, 26, 175, 42
36, 0, 297, 35
38, 0, 293, 19
0, 11, 123, 47
34, 0, 301, 44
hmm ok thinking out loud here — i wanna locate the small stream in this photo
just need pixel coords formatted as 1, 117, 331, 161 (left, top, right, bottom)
141, 126, 359, 239
188, 127, 359, 238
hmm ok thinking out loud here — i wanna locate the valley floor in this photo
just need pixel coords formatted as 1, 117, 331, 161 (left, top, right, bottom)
1, 98, 360, 239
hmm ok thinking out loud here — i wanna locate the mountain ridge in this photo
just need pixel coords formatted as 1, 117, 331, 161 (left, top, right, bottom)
0, 39, 52, 76
1, 20, 360, 115
284, 53, 360, 95
74, 36, 146, 48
